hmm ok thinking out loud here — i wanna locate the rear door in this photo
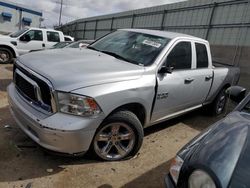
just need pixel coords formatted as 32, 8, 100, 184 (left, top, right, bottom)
190, 42, 213, 106
151, 40, 197, 123
46, 31, 61, 48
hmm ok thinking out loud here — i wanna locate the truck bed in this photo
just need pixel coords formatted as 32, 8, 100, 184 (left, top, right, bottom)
205, 61, 240, 104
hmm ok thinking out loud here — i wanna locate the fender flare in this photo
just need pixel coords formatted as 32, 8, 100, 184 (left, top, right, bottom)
0, 42, 18, 58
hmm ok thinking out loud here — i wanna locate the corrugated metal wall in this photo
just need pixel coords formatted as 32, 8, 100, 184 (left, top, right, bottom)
58, 0, 250, 47
57, 0, 250, 89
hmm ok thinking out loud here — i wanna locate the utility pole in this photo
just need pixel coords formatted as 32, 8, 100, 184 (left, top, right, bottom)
18, 9, 22, 30
59, 0, 63, 26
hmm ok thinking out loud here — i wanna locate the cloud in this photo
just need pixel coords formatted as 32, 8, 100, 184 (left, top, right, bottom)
9, 0, 185, 28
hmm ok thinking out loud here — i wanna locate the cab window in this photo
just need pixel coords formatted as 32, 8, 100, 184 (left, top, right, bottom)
166, 41, 192, 70
195, 43, 208, 68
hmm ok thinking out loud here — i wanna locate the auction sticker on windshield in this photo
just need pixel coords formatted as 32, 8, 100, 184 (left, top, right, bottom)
142, 40, 162, 48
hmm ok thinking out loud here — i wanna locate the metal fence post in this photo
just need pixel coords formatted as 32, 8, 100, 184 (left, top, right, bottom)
94, 19, 98, 39
131, 14, 135, 28
161, 10, 167, 30
205, 2, 217, 40
83, 21, 86, 39
110, 17, 114, 31
74, 22, 78, 39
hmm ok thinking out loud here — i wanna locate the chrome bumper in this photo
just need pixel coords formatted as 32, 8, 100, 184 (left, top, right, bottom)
7, 83, 104, 154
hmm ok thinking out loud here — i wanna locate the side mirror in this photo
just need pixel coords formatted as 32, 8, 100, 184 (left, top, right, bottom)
226, 86, 246, 103
20, 35, 31, 42
158, 65, 174, 74
79, 43, 88, 49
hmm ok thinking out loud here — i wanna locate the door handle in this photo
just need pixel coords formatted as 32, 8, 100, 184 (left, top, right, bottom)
185, 78, 194, 84
205, 75, 213, 81
42, 43, 45, 47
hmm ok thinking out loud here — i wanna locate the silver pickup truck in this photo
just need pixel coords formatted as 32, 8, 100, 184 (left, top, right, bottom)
8, 29, 240, 161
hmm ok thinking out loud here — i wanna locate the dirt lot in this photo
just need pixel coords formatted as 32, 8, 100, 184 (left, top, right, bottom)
0, 64, 233, 188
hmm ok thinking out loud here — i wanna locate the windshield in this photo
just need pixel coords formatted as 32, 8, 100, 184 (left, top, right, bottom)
242, 101, 250, 114
9, 28, 29, 38
88, 30, 170, 66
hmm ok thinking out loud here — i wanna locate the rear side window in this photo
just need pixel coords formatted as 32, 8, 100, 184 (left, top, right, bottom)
47, 31, 60, 42
195, 43, 208, 68
166, 42, 192, 70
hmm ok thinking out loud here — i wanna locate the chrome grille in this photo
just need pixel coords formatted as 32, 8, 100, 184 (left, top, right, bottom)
15, 71, 37, 101
14, 62, 55, 113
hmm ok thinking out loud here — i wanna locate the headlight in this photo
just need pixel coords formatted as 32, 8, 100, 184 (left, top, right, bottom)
57, 92, 101, 116
169, 155, 184, 185
188, 170, 216, 188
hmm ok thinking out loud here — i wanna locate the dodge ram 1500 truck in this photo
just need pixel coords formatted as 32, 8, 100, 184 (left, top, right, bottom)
8, 29, 240, 161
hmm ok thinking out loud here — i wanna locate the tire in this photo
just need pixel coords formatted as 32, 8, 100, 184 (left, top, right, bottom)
0, 47, 13, 64
91, 110, 144, 161
209, 88, 227, 116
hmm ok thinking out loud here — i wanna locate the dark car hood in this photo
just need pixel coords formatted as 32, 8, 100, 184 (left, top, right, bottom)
18, 48, 144, 91
178, 111, 249, 188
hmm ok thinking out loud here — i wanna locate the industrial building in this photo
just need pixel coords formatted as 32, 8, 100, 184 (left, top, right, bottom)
58, 0, 250, 89
0, 0, 43, 34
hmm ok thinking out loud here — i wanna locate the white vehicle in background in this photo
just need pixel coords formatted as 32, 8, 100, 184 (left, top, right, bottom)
0, 27, 65, 63
0, 41, 19, 64
64, 35, 74, 42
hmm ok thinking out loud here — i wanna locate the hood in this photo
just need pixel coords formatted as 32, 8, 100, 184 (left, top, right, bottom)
0, 35, 13, 42
18, 48, 144, 91
179, 111, 249, 188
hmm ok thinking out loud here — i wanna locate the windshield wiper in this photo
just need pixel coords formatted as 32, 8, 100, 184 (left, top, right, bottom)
87, 46, 99, 52
100, 50, 138, 65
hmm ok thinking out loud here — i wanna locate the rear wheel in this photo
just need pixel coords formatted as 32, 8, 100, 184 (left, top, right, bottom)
92, 110, 144, 161
209, 88, 227, 115
0, 48, 13, 64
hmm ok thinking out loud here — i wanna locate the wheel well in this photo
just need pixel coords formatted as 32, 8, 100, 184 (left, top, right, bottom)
223, 83, 231, 90
0, 45, 16, 58
109, 103, 146, 127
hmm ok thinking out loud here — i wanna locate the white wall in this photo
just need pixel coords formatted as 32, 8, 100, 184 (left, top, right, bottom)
0, 0, 42, 34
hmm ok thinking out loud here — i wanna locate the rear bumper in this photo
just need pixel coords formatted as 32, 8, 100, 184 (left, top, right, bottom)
8, 83, 104, 154
164, 174, 176, 188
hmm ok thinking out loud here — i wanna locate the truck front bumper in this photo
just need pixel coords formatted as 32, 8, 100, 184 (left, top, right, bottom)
7, 83, 104, 154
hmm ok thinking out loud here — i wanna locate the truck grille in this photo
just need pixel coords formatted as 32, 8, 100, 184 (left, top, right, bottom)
15, 73, 37, 101
14, 63, 53, 112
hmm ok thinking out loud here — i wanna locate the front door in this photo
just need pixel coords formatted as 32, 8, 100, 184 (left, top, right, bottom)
17, 29, 44, 55
151, 41, 196, 123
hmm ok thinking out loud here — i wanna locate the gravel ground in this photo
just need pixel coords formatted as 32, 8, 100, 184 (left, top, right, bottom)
0, 64, 234, 188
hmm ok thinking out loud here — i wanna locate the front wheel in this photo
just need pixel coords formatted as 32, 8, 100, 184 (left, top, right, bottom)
0, 48, 13, 64
92, 110, 144, 161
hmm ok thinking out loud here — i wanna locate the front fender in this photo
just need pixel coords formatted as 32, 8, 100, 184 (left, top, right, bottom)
73, 75, 156, 125
0, 41, 19, 57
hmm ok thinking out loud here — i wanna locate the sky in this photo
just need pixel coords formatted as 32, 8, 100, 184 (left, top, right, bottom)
9, 0, 185, 28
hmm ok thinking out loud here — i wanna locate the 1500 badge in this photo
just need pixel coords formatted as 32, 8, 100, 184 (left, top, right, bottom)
157, 92, 169, 100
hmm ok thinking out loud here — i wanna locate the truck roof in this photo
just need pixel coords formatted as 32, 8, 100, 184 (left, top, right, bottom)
120, 28, 208, 43
25, 27, 63, 33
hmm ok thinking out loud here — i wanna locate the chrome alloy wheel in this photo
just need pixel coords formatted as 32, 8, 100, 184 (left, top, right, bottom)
216, 94, 226, 114
94, 122, 136, 160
